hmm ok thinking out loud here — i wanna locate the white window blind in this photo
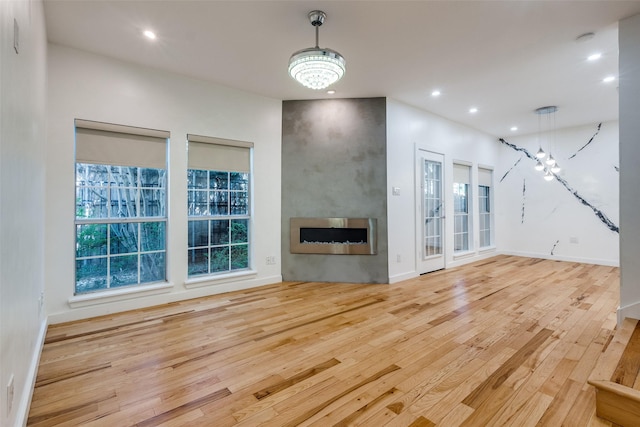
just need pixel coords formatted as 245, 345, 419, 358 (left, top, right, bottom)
187, 134, 253, 172
453, 163, 471, 184
75, 119, 168, 169
478, 167, 493, 187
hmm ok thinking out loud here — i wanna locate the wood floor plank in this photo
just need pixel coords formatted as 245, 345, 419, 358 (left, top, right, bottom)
276, 364, 402, 427
134, 388, 231, 427
461, 328, 554, 409
253, 358, 341, 400
590, 318, 638, 383
314, 386, 401, 426
612, 320, 640, 387
27, 255, 622, 426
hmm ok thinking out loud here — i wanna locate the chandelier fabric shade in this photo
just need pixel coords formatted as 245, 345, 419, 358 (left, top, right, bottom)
288, 10, 346, 90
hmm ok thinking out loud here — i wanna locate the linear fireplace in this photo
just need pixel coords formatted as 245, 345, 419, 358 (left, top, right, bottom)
290, 217, 377, 255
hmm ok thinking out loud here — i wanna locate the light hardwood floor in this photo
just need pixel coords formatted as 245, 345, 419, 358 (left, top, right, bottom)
28, 255, 621, 426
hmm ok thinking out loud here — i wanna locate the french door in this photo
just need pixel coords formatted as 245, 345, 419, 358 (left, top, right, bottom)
416, 149, 445, 274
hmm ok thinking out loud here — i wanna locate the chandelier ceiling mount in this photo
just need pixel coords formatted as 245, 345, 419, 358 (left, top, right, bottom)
288, 10, 346, 90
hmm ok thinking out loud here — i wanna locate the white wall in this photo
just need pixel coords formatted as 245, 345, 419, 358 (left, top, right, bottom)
619, 13, 640, 321
386, 99, 500, 283
46, 44, 282, 323
497, 122, 619, 265
0, 0, 47, 425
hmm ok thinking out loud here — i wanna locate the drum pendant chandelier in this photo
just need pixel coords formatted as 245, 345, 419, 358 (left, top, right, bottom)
288, 10, 346, 90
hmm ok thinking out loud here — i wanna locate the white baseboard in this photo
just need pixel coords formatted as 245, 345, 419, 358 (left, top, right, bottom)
618, 302, 640, 325
388, 271, 419, 284
48, 274, 283, 324
447, 249, 498, 269
389, 250, 499, 283
17, 317, 48, 427
501, 250, 619, 267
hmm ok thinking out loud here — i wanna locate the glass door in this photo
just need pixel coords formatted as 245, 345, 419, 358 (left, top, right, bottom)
416, 149, 445, 273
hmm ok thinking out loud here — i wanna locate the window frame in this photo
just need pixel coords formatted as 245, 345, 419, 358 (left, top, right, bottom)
478, 185, 491, 248
453, 163, 472, 254
478, 167, 494, 249
186, 134, 254, 279
187, 170, 251, 277
74, 120, 169, 295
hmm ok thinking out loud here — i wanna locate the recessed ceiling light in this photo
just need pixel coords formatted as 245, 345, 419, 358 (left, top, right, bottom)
603, 75, 616, 83
588, 53, 602, 61
469, 107, 478, 114
431, 90, 441, 97
510, 126, 518, 132
327, 90, 336, 94
143, 30, 156, 40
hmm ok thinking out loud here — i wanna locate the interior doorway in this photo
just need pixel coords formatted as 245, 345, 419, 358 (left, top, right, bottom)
416, 148, 446, 274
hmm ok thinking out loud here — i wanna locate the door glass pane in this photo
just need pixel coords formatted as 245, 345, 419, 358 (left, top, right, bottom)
423, 159, 443, 258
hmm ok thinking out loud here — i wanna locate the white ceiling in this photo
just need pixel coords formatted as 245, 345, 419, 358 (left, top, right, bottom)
43, 1, 640, 138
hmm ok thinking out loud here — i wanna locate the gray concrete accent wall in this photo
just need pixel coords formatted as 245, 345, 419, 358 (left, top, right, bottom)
281, 97, 388, 283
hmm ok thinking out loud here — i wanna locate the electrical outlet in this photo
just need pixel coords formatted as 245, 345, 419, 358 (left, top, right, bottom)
266, 256, 276, 265
7, 374, 14, 414
570, 236, 579, 244
396, 254, 402, 263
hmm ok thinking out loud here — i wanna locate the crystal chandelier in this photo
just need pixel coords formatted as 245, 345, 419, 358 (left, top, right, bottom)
288, 11, 346, 90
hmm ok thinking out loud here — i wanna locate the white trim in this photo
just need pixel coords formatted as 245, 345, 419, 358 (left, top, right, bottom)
453, 249, 475, 260
17, 317, 48, 427
51, 275, 283, 324
181, 274, 281, 297
448, 250, 498, 269
618, 302, 640, 325
389, 271, 419, 284
415, 146, 447, 274
68, 281, 174, 308
501, 250, 619, 267
184, 270, 258, 289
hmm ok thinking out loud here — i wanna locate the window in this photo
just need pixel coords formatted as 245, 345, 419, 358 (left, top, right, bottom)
74, 120, 169, 294
453, 163, 471, 253
187, 134, 253, 277
478, 167, 493, 248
